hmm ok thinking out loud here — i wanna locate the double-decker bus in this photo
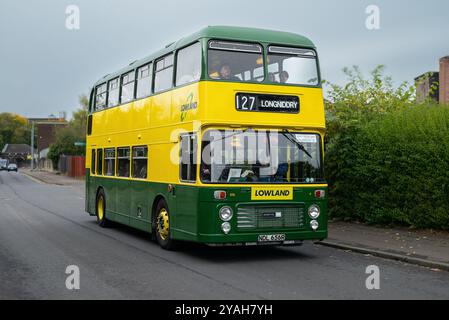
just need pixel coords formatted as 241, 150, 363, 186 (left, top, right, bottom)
86, 26, 327, 250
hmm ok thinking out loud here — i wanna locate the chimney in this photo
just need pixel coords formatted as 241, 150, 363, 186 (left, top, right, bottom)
439, 56, 449, 104
59, 111, 67, 120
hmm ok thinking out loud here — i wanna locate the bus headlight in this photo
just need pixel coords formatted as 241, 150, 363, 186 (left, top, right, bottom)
219, 206, 233, 221
221, 222, 231, 234
308, 205, 320, 219
310, 220, 319, 231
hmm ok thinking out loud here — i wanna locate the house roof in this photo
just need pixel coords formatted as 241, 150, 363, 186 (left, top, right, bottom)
1, 144, 32, 154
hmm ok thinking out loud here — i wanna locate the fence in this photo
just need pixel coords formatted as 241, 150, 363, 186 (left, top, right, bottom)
39, 158, 54, 171
58, 155, 85, 178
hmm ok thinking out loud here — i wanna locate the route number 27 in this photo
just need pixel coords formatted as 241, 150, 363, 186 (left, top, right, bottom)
236, 94, 256, 111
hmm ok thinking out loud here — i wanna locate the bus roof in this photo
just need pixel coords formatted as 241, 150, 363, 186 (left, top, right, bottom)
93, 26, 316, 87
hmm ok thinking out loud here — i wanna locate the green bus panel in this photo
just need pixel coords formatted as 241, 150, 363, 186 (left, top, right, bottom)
86, 173, 327, 244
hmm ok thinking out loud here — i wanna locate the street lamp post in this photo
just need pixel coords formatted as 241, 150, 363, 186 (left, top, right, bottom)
31, 121, 35, 170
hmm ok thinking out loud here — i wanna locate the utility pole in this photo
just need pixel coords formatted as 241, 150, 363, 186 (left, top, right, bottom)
30, 121, 35, 170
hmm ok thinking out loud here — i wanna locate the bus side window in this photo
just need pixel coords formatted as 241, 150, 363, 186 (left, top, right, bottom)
132, 146, 148, 179
136, 63, 153, 99
91, 149, 96, 175
95, 83, 107, 111
121, 71, 135, 104
97, 149, 103, 175
87, 115, 93, 135
117, 147, 131, 177
176, 42, 201, 87
108, 78, 120, 107
104, 148, 116, 176
180, 134, 197, 182
154, 54, 174, 93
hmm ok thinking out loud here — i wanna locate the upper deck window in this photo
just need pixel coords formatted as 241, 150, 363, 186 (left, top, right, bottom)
108, 78, 119, 107
136, 63, 153, 99
208, 40, 264, 83
154, 54, 174, 93
267, 46, 319, 86
121, 71, 135, 104
176, 42, 201, 87
95, 83, 107, 111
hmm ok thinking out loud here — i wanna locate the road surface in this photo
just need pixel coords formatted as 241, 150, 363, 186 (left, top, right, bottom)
1, 171, 448, 300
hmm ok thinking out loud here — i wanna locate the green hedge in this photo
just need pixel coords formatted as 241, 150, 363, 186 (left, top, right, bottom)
326, 104, 449, 230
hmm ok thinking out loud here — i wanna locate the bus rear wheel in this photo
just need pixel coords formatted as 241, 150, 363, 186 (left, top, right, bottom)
96, 189, 110, 228
155, 199, 177, 250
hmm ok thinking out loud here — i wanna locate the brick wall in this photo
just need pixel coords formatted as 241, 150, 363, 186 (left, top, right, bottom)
37, 124, 56, 151
440, 56, 449, 104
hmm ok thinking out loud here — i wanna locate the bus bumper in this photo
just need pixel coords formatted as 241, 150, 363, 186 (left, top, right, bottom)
198, 230, 327, 246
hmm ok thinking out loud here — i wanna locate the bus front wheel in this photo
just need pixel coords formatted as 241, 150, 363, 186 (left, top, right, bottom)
155, 199, 177, 250
96, 189, 110, 228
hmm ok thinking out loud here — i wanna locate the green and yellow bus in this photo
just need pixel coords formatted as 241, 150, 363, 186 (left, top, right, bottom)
85, 26, 327, 250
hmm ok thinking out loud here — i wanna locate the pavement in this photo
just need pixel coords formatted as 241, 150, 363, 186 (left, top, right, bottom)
1, 170, 449, 299
20, 168, 84, 187
322, 221, 449, 272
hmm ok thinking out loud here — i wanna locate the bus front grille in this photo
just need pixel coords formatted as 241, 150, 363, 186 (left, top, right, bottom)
236, 205, 305, 230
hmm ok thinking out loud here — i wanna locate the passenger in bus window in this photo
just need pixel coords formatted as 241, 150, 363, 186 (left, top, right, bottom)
218, 64, 240, 81
200, 165, 211, 182
268, 72, 277, 83
139, 166, 147, 179
280, 71, 289, 83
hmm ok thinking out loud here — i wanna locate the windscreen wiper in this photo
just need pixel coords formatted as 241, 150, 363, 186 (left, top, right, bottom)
212, 128, 250, 143
281, 129, 313, 158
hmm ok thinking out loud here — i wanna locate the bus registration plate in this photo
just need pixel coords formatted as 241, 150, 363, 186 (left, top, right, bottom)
258, 234, 286, 243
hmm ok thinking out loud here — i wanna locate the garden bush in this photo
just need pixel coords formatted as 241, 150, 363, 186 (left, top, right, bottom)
325, 66, 449, 229
349, 104, 449, 229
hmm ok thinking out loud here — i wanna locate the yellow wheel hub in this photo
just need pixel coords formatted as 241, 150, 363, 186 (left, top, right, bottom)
98, 196, 104, 220
157, 208, 169, 240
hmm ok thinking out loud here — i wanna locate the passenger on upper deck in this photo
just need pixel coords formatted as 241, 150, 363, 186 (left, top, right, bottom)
218, 64, 240, 81
280, 71, 289, 84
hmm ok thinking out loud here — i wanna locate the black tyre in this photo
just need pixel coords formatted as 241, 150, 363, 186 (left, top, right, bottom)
96, 189, 111, 227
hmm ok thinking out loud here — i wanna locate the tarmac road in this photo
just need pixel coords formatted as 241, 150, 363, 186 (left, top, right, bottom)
1, 171, 449, 300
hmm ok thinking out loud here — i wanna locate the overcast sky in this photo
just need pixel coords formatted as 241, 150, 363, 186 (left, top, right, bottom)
0, 0, 448, 118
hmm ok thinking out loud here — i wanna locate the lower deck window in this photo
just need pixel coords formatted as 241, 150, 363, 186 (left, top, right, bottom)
104, 148, 116, 176
180, 134, 197, 182
91, 149, 96, 175
117, 147, 130, 177
96, 149, 103, 175
132, 146, 148, 179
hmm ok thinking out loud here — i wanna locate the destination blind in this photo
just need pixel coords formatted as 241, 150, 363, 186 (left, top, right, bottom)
236, 93, 300, 113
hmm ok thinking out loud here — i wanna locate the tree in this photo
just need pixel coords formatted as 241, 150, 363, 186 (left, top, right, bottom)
324, 66, 416, 221
325, 65, 416, 139
0, 113, 31, 151
47, 126, 85, 167
70, 94, 88, 137
47, 95, 88, 168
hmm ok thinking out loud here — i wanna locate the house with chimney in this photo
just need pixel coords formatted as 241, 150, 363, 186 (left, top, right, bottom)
415, 56, 449, 104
